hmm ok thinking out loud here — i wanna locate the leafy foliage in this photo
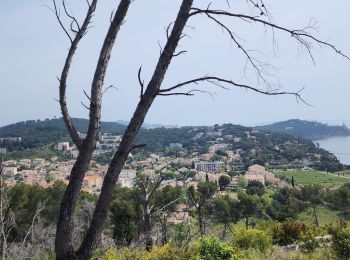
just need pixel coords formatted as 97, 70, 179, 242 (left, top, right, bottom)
267, 187, 307, 221
328, 223, 350, 259
218, 175, 231, 191
246, 180, 265, 197
273, 220, 309, 245
232, 228, 272, 252
193, 236, 239, 260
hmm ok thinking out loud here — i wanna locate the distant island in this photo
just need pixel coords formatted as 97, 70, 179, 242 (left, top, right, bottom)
256, 119, 350, 141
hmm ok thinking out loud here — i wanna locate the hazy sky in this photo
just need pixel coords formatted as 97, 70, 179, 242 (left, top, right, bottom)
1, 0, 350, 127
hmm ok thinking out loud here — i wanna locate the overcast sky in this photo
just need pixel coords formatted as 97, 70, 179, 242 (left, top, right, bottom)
1, 0, 349, 127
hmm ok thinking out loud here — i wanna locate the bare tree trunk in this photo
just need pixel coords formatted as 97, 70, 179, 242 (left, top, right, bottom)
76, 1, 193, 258
221, 223, 227, 240
198, 206, 204, 236
144, 204, 152, 251
55, 150, 94, 259
54, 0, 131, 258
313, 204, 319, 227
161, 215, 168, 246
245, 217, 249, 229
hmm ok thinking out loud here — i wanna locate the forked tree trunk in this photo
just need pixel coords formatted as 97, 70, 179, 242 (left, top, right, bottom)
55, 0, 132, 258
76, 1, 193, 258
55, 149, 94, 259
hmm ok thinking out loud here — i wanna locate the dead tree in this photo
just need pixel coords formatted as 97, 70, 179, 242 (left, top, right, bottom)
140, 176, 162, 251
51, 0, 349, 259
139, 176, 180, 251
0, 159, 49, 259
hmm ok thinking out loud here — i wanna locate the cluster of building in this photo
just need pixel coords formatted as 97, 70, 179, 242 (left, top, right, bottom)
56, 132, 123, 159
1, 156, 137, 194
0, 137, 22, 155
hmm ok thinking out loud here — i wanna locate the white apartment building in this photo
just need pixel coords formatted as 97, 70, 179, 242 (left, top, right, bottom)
118, 169, 136, 188
96, 133, 122, 153
194, 161, 225, 173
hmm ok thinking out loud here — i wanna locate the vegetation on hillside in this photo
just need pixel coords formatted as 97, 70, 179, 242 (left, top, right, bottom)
1, 181, 350, 259
256, 119, 350, 140
1, 119, 344, 172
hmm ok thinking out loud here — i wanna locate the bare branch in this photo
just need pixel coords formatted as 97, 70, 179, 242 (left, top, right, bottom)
151, 198, 181, 216
138, 66, 144, 98
20, 200, 47, 253
159, 76, 309, 105
102, 85, 117, 95
190, 8, 350, 62
84, 0, 132, 146
55, 0, 98, 149
51, 0, 73, 43
157, 40, 163, 56
62, 0, 81, 33
173, 50, 187, 57
158, 89, 214, 98
130, 143, 147, 152
149, 177, 164, 199
165, 22, 172, 40
81, 101, 90, 110
201, 12, 270, 84
83, 90, 91, 101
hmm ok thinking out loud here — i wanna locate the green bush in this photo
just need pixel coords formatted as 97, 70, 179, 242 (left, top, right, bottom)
256, 220, 280, 237
328, 223, 350, 259
192, 236, 240, 260
273, 220, 309, 245
93, 244, 191, 260
232, 228, 272, 252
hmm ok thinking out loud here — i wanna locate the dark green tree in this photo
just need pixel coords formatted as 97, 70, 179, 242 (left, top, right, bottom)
218, 175, 231, 191
208, 196, 235, 239
233, 192, 263, 228
326, 183, 350, 220
267, 187, 306, 221
187, 181, 217, 236
246, 180, 265, 197
301, 184, 323, 226
110, 187, 142, 246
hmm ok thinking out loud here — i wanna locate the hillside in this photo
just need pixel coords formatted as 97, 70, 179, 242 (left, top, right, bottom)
0, 118, 126, 150
256, 119, 350, 140
0, 119, 343, 173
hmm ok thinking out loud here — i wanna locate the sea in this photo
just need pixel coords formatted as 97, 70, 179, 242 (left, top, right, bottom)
315, 136, 350, 165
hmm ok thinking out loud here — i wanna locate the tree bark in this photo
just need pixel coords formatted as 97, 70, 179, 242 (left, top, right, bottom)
76, 1, 193, 258
198, 206, 204, 236
55, 149, 94, 259
161, 214, 168, 246
312, 204, 319, 227
221, 223, 227, 240
55, 1, 131, 259
144, 203, 152, 251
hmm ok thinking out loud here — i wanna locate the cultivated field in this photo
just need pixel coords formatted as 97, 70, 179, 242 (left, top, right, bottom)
275, 170, 350, 188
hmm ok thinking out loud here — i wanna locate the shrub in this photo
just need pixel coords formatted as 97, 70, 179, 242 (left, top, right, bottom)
256, 220, 280, 237
192, 236, 240, 260
232, 228, 272, 252
328, 223, 350, 259
142, 244, 191, 260
273, 220, 309, 245
93, 245, 191, 260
